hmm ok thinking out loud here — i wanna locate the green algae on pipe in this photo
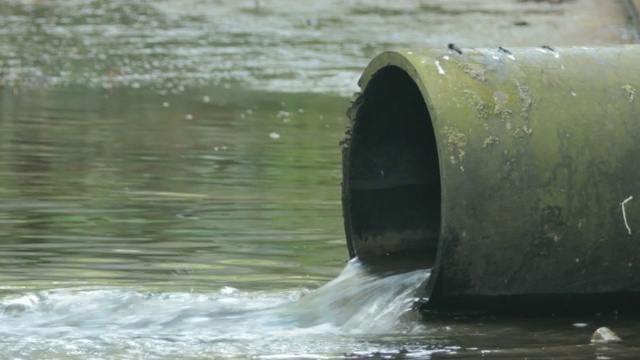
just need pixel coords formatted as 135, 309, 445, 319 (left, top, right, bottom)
342, 45, 640, 311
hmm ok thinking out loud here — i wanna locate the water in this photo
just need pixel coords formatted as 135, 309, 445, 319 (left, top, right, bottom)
0, 85, 347, 292
1, 0, 636, 94
1, 0, 640, 359
4, 261, 640, 359
0, 259, 432, 359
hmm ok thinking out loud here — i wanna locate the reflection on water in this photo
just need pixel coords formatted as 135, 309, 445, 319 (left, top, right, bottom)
0, 85, 347, 291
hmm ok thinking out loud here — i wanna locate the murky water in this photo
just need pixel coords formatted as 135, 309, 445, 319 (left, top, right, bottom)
1, 0, 640, 359
0, 84, 347, 292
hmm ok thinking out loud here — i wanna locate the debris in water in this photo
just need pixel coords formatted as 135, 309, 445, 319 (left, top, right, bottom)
434, 60, 445, 75
276, 110, 292, 119
591, 327, 622, 342
269, 132, 281, 139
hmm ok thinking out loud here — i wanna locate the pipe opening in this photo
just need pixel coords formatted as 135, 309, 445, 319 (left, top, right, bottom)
345, 66, 441, 269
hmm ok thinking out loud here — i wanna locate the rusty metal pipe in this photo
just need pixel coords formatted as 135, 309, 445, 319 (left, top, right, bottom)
342, 45, 640, 311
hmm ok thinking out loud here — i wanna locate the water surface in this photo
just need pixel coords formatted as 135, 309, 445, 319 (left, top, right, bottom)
0, 85, 347, 291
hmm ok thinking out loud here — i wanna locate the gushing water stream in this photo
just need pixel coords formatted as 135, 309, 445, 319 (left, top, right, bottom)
0, 259, 430, 359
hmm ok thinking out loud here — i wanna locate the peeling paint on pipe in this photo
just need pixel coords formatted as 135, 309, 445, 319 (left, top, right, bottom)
342, 45, 640, 311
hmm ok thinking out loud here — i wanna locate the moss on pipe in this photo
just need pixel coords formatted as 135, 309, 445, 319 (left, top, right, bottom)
343, 45, 640, 312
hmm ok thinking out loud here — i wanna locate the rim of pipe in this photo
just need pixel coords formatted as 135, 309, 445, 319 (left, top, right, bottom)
342, 50, 442, 299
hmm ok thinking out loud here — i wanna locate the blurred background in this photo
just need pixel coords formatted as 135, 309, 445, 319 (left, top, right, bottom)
0, 1, 639, 359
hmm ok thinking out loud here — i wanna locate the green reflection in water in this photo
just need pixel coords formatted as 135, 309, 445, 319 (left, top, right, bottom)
0, 85, 348, 292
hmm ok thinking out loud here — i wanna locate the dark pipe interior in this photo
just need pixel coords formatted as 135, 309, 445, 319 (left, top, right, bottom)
346, 66, 441, 268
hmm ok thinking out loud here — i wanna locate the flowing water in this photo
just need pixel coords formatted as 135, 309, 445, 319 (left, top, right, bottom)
1, 0, 640, 359
0, 259, 432, 359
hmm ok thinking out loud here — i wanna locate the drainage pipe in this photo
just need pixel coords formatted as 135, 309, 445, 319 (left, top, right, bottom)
342, 45, 640, 311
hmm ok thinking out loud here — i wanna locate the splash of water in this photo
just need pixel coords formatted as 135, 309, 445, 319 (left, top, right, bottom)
0, 258, 430, 358
282, 259, 429, 333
